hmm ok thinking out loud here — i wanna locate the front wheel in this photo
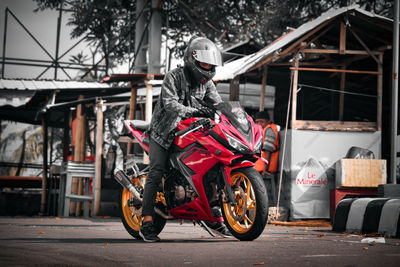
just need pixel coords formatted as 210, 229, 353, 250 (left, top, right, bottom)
221, 167, 269, 241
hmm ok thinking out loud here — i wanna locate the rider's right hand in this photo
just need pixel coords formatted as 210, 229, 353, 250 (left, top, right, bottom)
193, 107, 214, 118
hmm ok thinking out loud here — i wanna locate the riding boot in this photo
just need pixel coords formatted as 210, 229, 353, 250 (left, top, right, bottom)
205, 206, 232, 237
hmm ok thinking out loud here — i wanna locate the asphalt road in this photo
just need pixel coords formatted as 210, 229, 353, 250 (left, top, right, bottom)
0, 216, 399, 266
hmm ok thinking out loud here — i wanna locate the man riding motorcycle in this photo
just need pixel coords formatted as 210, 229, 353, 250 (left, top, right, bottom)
140, 36, 229, 242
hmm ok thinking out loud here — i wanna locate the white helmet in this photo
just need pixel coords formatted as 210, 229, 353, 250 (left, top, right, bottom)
183, 37, 223, 84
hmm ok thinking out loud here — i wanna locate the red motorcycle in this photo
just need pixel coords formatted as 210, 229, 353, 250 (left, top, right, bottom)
114, 101, 269, 241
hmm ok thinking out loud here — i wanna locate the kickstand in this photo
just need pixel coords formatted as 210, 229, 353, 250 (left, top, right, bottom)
197, 220, 217, 237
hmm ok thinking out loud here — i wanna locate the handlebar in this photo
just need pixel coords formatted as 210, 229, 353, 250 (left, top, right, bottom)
175, 118, 212, 138
175, 126, 196, 137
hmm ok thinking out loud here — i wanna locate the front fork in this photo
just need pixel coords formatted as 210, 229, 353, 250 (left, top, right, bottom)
220, 162, 255, 206
221, 166, 237, 206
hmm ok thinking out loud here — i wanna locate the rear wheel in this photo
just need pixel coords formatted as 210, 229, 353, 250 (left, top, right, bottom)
221, 167, 268, 241
120, 175, 166, 239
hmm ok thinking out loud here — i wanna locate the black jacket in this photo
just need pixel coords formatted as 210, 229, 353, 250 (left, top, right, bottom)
149, 67, 222, 149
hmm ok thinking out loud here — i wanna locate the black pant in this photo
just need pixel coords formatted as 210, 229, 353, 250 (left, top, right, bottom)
142, 138, 169, 217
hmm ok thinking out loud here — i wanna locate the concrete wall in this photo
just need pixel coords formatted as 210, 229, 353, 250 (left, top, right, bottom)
216, 83, 275, 110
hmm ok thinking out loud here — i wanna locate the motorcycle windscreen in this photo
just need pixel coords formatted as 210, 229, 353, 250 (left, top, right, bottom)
215, 102, 250, 134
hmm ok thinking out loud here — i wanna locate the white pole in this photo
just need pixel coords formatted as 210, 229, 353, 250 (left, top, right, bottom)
94, 99, 103, 215
391, 0, 399, 184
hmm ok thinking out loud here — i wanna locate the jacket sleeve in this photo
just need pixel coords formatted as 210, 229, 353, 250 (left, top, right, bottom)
161, 72, 198, 117
203, 80, 222, 104
263, 127, 277, 152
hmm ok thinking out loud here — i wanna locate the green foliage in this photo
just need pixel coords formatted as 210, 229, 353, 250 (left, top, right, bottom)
33, 0, 393, 71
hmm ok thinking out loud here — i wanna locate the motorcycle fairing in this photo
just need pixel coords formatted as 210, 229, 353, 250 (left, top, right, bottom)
168, 141, 222, 221
124, 120, 150, 152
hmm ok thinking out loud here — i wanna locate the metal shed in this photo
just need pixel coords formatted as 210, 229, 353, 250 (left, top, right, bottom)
214, 5, 395, 219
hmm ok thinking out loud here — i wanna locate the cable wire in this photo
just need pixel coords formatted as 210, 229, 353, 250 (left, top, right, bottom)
298, 83, 377, 98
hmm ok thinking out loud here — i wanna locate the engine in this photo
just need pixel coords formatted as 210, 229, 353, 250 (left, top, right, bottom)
165, 170, 197, 208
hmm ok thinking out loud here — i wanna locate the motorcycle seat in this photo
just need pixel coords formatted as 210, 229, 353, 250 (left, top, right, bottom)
129, 120, 150, 132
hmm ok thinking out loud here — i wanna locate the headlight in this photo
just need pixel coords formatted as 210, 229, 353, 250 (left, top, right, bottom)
225, 133, 251, 154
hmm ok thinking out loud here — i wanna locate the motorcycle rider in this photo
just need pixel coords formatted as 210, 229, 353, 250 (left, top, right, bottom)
140, 36, 230, 242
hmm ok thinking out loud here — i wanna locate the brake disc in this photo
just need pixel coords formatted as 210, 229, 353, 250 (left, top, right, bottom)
227, 187, 247, 221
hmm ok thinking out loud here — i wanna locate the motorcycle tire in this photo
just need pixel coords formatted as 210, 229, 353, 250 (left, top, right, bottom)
221, 167, 269, 241
120, 187, 167, 240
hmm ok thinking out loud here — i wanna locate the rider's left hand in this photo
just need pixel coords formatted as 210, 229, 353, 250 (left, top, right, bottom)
194, 107, 214, 118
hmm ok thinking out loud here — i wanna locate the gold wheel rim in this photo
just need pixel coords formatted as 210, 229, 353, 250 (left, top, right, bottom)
121, 178, 144, 232
223, 172, 257, 234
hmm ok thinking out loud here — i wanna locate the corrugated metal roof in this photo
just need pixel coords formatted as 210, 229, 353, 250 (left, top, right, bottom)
0, 78, 114, 90
214, 5, 392, 81
0, 90, 35, 107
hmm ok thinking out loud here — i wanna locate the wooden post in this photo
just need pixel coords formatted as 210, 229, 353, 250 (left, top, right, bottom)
75, 99, 87, 216
339, 65, 346, 121
127, 86, 137, 155
229, 76, 240, 101
63, 110, 70, 161
40, 113, 48, 214
259, 66, 268, 111
377, 54, 383, 131
339, 21, 346, 54
94, 99, 103, 216
71, 95, 86, 216
348, 27, 381, 65
291, 54, 300, 129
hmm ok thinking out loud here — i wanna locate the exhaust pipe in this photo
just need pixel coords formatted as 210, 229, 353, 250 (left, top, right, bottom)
114, 169, 142, 201
114, 169, 174, 220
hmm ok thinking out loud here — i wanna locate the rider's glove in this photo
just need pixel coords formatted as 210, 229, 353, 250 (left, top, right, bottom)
193, 107, 214, 118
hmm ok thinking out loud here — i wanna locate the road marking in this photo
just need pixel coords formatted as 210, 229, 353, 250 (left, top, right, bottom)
301, 254, 360, 257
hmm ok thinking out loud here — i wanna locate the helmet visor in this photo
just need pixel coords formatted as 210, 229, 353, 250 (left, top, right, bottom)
193, 49, 223, 66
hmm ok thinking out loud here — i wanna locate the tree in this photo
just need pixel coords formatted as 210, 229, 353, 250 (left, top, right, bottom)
34, 0, 393, 75
34, 0, 135, 77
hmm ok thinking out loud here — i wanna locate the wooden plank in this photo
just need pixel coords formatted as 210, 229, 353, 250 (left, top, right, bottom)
304, 22, 336, 50
336, 159, 387, 187
340, 21, 346, 54
0, 176, 42, 181
348, 27, 381, 65
63, 111, 70, 161
269, 60, 333, 66
0, 176, 42, 188
127, 86, 137, 155
293, 120, 377, 131
377, 54, 383, 131
277, 19, 334, 60
72, 95, 86, 216
291, 54, 299, 129
289, 67, 381, 75
302, 49, 383, 55
259, 67, 267, 111
117, 136, 138, 143
350, 25, 392, 45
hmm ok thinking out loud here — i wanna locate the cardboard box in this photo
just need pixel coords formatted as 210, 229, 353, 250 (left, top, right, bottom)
335, 159, 387, 187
